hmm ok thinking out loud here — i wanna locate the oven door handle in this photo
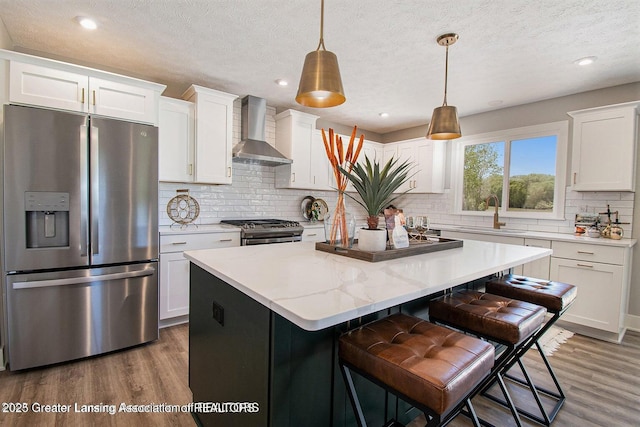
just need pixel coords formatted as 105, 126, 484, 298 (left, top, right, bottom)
244, 236, 302, 245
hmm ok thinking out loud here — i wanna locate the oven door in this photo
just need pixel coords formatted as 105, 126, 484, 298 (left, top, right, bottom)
243, 235, 302, 245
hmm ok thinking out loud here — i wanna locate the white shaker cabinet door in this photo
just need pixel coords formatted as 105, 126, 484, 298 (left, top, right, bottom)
522, 239, 551, 279
9, 61, 88, 112
159, 97, 195, 182
159, 252, 190, 320
89, 77, 157, 124
569, 103, 639, 191
550, 257, 624, 334
182, 85, 237, 185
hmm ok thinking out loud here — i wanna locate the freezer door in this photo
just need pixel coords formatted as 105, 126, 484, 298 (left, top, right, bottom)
5, 262, 159, 370
2, 105, 89, 271
89, 117, 158, 265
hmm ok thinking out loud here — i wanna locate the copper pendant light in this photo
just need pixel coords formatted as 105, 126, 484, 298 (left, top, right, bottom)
427, 33, 461, 140
296, 0, 345, 108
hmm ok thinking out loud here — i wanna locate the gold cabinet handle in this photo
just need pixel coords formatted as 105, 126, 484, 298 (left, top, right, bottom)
573, 172, 577, 184
188, 164, 193, 176
171, 241, 187, 245
577, 250, 594, 255
92, 90, 96, 106
577, 263, 593, 268
292, 172, 296, 182
81, 88, 85, 104
227, 166, 232, 177
219, 238, 233, 242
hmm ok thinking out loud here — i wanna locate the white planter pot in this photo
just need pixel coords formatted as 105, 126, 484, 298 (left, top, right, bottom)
357, 228, 387, 252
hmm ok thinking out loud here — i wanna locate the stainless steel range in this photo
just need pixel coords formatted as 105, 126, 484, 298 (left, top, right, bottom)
221, 219, 304, 245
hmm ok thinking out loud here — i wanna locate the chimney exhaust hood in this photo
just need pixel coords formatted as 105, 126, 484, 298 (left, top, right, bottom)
232, 95, 292, 166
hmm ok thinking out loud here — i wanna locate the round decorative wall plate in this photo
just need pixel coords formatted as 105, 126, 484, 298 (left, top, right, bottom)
167, 190, 200, 225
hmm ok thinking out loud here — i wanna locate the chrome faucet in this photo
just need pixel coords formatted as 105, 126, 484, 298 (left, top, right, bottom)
486, 195, 506, 229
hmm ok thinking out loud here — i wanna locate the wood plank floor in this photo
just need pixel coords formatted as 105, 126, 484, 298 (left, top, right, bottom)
0, 324, 193, 427
410, 330, 640, 427
0, 325, 638, 426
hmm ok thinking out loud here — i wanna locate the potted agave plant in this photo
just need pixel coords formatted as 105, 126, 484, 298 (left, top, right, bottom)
339, 155, 413, 251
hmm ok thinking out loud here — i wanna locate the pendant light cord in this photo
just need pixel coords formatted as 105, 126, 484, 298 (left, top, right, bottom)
442, 44, 449, 106
316, 0, 326, 51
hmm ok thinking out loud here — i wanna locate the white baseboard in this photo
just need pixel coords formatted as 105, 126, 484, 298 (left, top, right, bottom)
625, 313, 640, 332
159, 315, 188, 329
557, 319, 625, 344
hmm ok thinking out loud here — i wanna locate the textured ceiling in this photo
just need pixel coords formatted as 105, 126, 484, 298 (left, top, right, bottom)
0, 0, 639, 134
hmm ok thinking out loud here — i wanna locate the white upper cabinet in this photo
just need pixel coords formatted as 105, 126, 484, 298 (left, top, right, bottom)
382, 138, 445, 193
89, 77, 157, 124
359, 140, 383, 165
159, 97, 195, 182
9, 62, 87, 112
275, 109, 331, 190
182, 85, 237, 185
8, 59, 164, 124
328, 136, 382, 192
569, 102, 639, 192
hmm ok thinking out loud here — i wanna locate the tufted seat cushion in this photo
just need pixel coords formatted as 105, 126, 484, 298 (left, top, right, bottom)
339, 313, 494, 415
429, 290, 547, 345
486, 275, 577, 313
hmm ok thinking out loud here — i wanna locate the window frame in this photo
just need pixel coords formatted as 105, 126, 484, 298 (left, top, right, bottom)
451, 121, 569, 220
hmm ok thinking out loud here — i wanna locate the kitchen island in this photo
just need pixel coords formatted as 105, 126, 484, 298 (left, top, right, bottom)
185, 240, 551, 427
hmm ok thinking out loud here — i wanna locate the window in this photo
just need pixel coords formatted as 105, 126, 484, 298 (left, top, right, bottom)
453, 121, 568, 220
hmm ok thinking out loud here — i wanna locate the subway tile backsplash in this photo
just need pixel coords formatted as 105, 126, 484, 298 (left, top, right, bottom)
160, 168, 634, 237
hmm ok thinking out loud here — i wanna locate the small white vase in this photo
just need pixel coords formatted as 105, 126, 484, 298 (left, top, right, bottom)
357, 228, 387, 252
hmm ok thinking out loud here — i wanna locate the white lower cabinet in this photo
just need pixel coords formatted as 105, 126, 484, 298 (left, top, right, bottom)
302, 226, 326, 242
159, 230, 240, 324
549, 241, 630, 342
522, 238, 551, 279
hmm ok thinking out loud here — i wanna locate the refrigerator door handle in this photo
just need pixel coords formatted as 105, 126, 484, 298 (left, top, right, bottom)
90, 124, 100, 256
80, 124, 89, 257
12, 267, 156, 290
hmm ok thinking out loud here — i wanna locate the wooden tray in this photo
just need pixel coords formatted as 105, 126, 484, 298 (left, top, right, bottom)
315, 237, 463, 262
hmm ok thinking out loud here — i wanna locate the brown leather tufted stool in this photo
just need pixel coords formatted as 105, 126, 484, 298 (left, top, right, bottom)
485, 274, 577, 425
429, 290, 547, 427
339, 313, 495, 427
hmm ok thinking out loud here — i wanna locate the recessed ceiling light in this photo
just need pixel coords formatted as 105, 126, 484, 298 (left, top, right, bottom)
379, 112, 389, 118
575, 56, 597, 66
275, 79, 288, 86
75, 16, 97, 30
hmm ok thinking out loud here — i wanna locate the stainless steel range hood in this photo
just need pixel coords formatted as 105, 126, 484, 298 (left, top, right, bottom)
232, 95, 292, 166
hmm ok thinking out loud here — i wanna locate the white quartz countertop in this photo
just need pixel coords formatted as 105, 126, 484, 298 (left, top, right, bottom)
184, 240, 552, 331
159, 224, 240, 235
434, 224, 636, 248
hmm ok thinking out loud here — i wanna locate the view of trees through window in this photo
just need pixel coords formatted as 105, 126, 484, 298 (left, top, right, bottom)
463, 136, 557, 212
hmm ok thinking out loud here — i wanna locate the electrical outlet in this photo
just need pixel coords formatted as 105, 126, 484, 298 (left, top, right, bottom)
212, 301, 224, 326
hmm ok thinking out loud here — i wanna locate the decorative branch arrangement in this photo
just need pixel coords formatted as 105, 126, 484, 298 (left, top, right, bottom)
321, 126, 364, 247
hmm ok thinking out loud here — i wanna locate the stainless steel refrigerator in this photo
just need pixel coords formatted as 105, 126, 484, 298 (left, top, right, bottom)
1, 104, 159, 370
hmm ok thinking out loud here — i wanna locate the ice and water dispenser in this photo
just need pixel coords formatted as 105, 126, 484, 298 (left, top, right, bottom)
25, 191, 70, 248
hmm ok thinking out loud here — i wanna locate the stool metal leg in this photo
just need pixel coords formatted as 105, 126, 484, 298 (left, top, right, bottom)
340, 362, 368, 427
481, 311, 567, 425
